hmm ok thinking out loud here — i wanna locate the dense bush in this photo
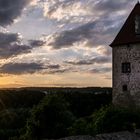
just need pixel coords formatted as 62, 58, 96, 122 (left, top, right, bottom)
23, 94, 75, 140
0, 88, 113, 139
0, 108, 30, 140
0, 90, 45, 110
20, 92, 112, 139
68, 118, 88, 136
0, 90, 45, 140
0, 88, 140, 140
68, 106, 140, 137
58, 92, 112, 117
88, 106, 140, 135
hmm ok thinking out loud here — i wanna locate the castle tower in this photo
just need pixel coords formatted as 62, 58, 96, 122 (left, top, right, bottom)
110, 2, 140, 107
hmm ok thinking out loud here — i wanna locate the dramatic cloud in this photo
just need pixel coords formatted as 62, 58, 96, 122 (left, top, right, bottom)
43, 0, 136, 50
0, 62, 66, 75
0, 32, 27, 58
29, 39, 46, 47
46, 68, 69, 74
0, 62, 45, 75
65, 56, 111, 65
97, 46, 112, 56
0, 32, 20, 45
93, 0, 132, 14
42, 0, 135, 25
0, 44, 32, 59
89, 67, 112, 74
0, 32, 44, 59
1, 0, 136, 86
47, 16, 123, 49
43, 0, 93, 23
65, 59, 93, 65
0, 0, 33, 26
45, 64, 70, 74
92, 56, 111, 64
48, 22, 96, 49
47, 64, 60, 69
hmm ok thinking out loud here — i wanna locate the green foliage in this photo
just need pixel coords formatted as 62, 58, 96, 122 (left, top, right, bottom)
59, 92, 112, 117
0, 89, 44, 140
68, 118, 88, 136
0, 90, 45, 110
24, 94, 75, 139
0, 108, 30, 140
0, 108, 29, 129
88, 106, 140, 135
0, 88, 112, 139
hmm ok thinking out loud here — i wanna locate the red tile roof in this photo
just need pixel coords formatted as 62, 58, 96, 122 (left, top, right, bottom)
110, 2, 140, 47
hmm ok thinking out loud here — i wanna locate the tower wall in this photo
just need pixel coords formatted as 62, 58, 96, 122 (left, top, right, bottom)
113, 44, 140, 107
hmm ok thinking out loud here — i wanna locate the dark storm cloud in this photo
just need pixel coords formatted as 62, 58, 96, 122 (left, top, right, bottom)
49, 22, 96, 49
46, 0, 136, 49
0, 62, 66, 75
92, 56, 111, 64
45, 63, 69, 74
65, 56, 111, 65
0, 0, 32, 26
94, 0, 129, 13
47, 69, 68, 74
65, 60, 93, 65
0, 44, 32, 59
0, 32, 19, 45
0, 32, 30, 59
47, 64, 60, 69
48, 16, 123, 49
0, 62, 45, 74
0, 32, 44, 59
29, 39, 46, 47
89, 67, 112, 74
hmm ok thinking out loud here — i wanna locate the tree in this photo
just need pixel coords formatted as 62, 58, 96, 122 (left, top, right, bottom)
88, 106, 140, 135
24, 94, 75, 139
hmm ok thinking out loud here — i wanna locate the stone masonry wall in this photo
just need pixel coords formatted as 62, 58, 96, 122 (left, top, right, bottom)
113, 44, 140, 107
44, 130, 140, 140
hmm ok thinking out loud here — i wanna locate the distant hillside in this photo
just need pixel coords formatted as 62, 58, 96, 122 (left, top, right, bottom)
19, 87, 112, 94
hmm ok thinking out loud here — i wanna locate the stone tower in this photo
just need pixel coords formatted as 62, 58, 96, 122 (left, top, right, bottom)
110, 2, 140, 107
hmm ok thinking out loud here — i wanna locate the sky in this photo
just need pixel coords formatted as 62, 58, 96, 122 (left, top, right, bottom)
0, 0, 137, 88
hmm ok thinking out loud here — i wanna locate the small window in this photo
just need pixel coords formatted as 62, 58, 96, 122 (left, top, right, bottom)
122, 85, 127, 92
122, 62, 131, 73
135, 15, 140, 34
